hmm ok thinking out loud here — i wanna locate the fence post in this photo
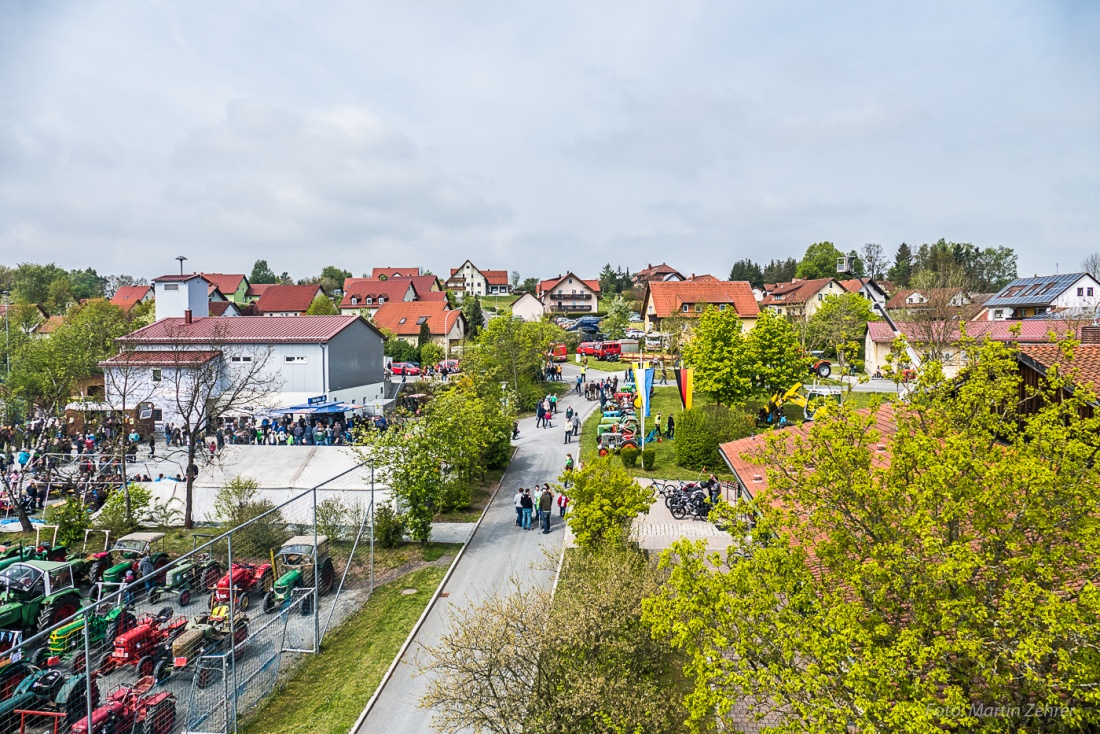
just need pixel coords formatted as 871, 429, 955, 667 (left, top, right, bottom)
313, 487, 320, 653
83, 608, 94, 733
227, 530, 237, 734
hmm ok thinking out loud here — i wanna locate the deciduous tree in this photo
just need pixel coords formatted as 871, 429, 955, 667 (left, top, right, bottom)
795, 241, 845, 280
601, 294, 630, 340
564, 455, 653, 547
680, 306, 751, 406
304, 294, 338, 315
806, 292, 876, 369
742, 311, 811, 396
249, 259, 278, 285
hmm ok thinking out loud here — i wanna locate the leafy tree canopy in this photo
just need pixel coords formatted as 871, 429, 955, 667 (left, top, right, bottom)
729, 258, 764, 288
602, 294, 631, 340
680, 306, 752, 406
795, 241, 845, 280
304, 294, 338, 315
806, 292, 876, 367
742, 310, 812, 396
461, 295, 484, 339
249, 259, 278, 284
563, 455, 653, 548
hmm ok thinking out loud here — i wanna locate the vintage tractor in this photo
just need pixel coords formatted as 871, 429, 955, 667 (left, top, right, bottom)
70, 676, 176, 734
262, 536, 337, 615
596, 430, 638, 457
83, 532, 171, 587
0, 561, 86, 632
209, 562, 273, 612
97, 607, 185, 678
154, 605, 249, 688
0, 665, 98, 732
36, 595, 137, 672
149, 553, 221, 608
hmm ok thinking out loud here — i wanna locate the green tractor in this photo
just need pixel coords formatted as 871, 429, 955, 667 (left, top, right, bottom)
0, 663, 98, 732
150, 553, 221, 608
35, 592, 136, 671
0, 561, 85, 632
84, 532, 172, 587
262, 536, 336, 616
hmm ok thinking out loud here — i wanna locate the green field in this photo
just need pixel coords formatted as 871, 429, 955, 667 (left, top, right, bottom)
240, 564, 448, 734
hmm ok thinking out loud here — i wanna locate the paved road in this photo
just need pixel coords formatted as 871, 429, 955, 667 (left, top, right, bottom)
354, 368, 602, 734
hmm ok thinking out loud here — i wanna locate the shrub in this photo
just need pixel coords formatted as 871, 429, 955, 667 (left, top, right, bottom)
46, 496, 91, 548
675, 406, 753, 470
214, 476, 288, 556
641, 448, 656, 471
95, 484, 152, 538
620, 446, 639, 469
438, 480, 472, 513
374, 503, 406, 548
316, 497, 349, 541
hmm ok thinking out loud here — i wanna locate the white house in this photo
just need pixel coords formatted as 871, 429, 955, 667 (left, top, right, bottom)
445, 260, 511, 297
510, 292, 547, 322
537, 273, 601, 314
984, 273, 1100, 320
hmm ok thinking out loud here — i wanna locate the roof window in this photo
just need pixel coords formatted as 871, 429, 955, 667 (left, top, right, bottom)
416, 316, 428, 325
399, 318, 407, 324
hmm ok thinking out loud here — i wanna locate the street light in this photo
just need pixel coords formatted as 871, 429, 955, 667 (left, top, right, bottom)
175, 256, 188, 275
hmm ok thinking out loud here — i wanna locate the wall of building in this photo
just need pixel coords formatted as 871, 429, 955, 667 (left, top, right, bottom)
326, 320, 385, 390
155, 279, 209, 321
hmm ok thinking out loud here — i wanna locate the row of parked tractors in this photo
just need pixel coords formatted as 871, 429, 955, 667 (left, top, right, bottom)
0, 531, 339, 733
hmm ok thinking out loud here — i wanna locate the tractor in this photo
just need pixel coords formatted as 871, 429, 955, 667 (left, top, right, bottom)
149, 552, 220, 608
155, 605, 249, 688
70, 676, 176, 734
262, 536, 337, 615
596, 430, 638, 457
83, 532, 171, 587
97, 607, 185, 678
35, 592, 137, 673
209, 562, 273, 612
757, 383, 845, 427
0, 561, 86, 632
0, 665, 98, 732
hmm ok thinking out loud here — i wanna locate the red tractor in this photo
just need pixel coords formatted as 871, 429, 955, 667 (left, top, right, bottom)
97, 608, 186, 678
70, 676, 176, 734
209, 562, 273, 612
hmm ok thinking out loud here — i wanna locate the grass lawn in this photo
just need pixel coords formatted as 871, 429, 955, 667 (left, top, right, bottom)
479, 295, 519, 311
239, 564, 448, 734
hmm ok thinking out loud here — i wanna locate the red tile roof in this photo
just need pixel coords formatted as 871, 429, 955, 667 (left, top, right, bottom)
407, 275, 443, 294
200, 273, 248, 295
634, 262, 684, 281
254, 285, 324, 314
153, 273, 206, 283
684, 273, 719, 282
418, 291, 448, 302
538, 274, 601, 297
208, 301, 241, 316
109, 286, 152, 312
1018, 344, 1100, 391
371, 267, 420, 279
867, 319, 1079, 344
371, 301, 464, 337
646, 280, 760, 319
36, 315, 65, 334
339, 278, 417, 309
121, 315, 375, 344
483, 269, 509, 286
760, 278, 835, 307
246, 283, 276, 299
101, 350, 221, 367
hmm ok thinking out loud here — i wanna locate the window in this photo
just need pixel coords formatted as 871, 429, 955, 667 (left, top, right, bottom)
351, 297, 358, 305
416, 316, 428, 325
151, 369, 162, 382
1090, 288, 1095, 297
163, 284, 178, 291
818, 294, 823, 301
364, 297, 373, 304
399, 318, 407, 324
694, 304, 703, 312
1078, 287, 1084, 296
284, 356, 307, 364
378, 297, 386, 303
682, 304, 690, 313
718, 304, 727, 311
994, 309, 1004, 319
230, 356, 252, 363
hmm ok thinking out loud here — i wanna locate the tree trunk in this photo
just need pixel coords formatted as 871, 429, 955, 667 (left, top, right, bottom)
184, 440, 197, 529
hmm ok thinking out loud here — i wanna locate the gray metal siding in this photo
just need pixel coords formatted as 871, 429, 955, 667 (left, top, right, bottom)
326, 318, 385, 390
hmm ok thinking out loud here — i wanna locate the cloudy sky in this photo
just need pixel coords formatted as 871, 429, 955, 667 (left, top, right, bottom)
1, 1, 1098, 282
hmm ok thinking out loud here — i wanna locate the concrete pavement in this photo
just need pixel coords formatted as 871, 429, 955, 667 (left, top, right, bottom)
353, 372, 601, 734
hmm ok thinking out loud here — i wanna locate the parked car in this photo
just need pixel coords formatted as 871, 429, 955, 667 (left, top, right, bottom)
594, 341, 622, 361
625, 328, 644, 339
548, 344, 568, 363
628, 312, 642, 322
576, 342, 600, 357
391, 362, 421, 376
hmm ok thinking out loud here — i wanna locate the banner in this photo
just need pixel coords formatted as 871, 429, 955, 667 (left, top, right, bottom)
632, 366, 655, 417
674, 368, 693, 411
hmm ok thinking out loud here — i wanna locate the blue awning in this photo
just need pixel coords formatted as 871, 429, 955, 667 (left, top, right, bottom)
270, 401, 364, 415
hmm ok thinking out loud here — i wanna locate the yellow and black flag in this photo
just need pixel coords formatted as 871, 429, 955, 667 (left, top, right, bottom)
674, 368, 693, 411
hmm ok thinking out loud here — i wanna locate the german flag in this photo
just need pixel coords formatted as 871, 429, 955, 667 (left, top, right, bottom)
674, 368, 693, 411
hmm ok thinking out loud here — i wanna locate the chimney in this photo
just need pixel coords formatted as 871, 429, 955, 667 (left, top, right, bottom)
184, 310, 193, 325
1082, 325, 1100, 344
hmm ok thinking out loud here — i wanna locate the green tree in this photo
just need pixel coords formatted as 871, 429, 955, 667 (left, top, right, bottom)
806, 292, 876, 370
68, 268, 106, 301
417, 321, 432, 350
461, 313, 563, 409
315, 265, 352, 295
461, 295, 484, 339
304, 294, 338, 315
12, 263, 68, 306
680, 306, 751, 406
602, 294, 630, 340
728, 258, 764, 288
762, 257, 798, 285
564, 455, 653, 548
796, 241, 845, 280
742, 310, 812, 396
645, 338, 1100, 733
520, 277, 539, 294
419, 342, 445, 370
249, 259, 278, 284
598, 263, 619, 296
888, 242, 913, 286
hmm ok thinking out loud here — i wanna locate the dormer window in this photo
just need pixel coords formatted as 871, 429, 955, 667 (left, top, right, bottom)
364, 297, 373, 305
682, 304, 690, 313
399, 318, 407, 324
351, 297, 359, 305
378, 297, 386, 304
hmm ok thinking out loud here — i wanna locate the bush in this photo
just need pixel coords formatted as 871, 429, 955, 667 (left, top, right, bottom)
316, 497, 349, 541
46, 496, 91, 548
95, 484, 152, 538
620, 446, 639, 469
641, 448, 656, 471
675, 406, 753, 470
438, 481, 472, 513
214, 476, 288, 556
374, 503, 406, 548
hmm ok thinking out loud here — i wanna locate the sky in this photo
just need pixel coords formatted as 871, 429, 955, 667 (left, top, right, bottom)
1, 1, 1098, 283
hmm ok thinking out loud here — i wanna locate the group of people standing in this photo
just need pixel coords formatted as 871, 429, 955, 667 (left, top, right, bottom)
513, 481, 570, 533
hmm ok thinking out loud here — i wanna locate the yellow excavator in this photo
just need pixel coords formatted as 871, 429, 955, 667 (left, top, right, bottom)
757, 382, 844, 427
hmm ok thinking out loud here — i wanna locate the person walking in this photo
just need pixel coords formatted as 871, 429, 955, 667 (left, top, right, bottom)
514, 487, 524, 527
520, 490, 534, 530
666, 413, 675, 439
138, 553, 157, 598
536, 401, 546, 429
571, 412, 581, 439
564, 418, 573, 444
557, 492, 570, 517
543, 399, 553, 428
539, 486, 553, 534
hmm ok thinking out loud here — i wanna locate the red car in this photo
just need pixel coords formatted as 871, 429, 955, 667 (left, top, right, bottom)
576, 342, 599, 357
390, 362, 421, 376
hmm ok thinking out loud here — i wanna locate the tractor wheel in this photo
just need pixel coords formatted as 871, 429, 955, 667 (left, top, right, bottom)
98, 651, 115, 675
300, 591, 314, 616
137, 655, 156, 678
262, 591, 277, 615
598, 448, 609, 457
817, 363, 831, 378
319, 559, 336, 596
72, 651, 87, 674
238, 593, 250, 612
259, 569, 274, 593
109, 611, 137, 640
620, 441, 638, 452
197, 666, 216, 690
37, 594, 81, 631
147, 699, 176, 734
32, 646, 51, 668
179, 589, 192, 607
152, 658, 173, 684
91, 558, 110, 583
202, 564, 221, 591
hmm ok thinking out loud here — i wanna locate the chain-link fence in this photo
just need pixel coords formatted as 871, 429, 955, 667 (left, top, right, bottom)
0, 460, 379, 734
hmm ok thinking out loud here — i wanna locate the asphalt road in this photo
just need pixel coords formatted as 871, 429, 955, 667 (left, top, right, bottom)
354, 367, 602, 734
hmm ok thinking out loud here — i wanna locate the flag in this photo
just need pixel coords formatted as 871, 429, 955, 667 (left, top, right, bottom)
674, 368, 693, 411
632, 365, 655, 417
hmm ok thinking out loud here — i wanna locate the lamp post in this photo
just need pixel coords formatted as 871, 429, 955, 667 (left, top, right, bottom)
1, 291, 10, 425
175, 256, 188, 275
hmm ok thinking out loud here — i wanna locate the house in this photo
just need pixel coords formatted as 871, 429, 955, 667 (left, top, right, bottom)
152, 274, 211, 321
208, 301, 243, 317
1016, 336, 1100, 419
759, 278, 847, 319
633, 263, 684, 284
642, 280, 760, 333
371, 301, 466, 355
0, 304, 49, 334
864, 319, 1079, 378
245, 283, 275, 302
885, 288, 993, 321
537, 273, 601, 314
339, 278, 418, 317
109, 285, 153, 314
838, 278, 890, 305
254, 284, 326, 316
105, 311, 387, 427
445, 260, 511, 296
984, 273, 1100, 321
200, 274, 250, 303
510, 292, 547, 322
371, 267, 420, 279
34, 315, 65, 336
